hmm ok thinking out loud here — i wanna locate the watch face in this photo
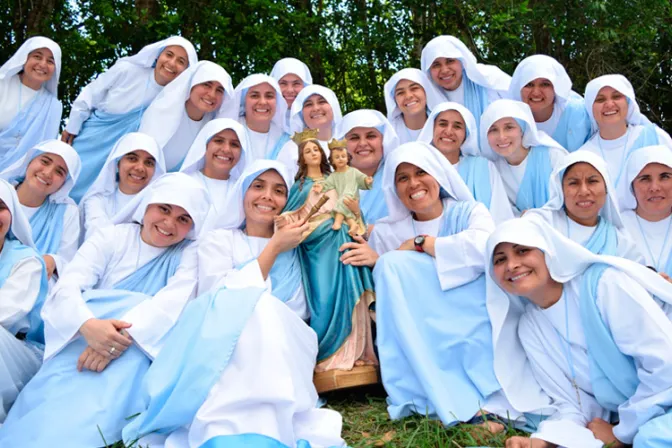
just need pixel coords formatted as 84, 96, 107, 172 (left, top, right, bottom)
414, 235, 425, 246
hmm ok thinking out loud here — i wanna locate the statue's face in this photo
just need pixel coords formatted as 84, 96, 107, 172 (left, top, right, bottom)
301, 141, 323, 169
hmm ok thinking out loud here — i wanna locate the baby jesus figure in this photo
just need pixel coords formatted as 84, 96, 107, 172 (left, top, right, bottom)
313, 140, 372, 236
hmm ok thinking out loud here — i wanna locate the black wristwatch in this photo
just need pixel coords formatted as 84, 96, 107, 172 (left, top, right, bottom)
414, 235, 427, 252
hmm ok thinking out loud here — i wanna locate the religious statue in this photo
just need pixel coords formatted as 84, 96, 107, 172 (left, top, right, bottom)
275, 129, 378, 392
313, 138, 372, 236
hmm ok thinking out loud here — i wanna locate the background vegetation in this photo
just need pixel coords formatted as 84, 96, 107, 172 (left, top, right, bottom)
3, 0, 671, 128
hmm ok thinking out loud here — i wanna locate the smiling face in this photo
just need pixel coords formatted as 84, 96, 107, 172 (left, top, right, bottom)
21, 48, 56, 89
302, 94, 334, 130
245, 82, 277, 128
0, 199, 11, 243
592, 86, 628, 130
278, 73, 303, 108
188, 81, 225, 114
154, 45, 189, 86
203, 129, 242, 180
487, 117, 525, 160
492, 243, 556, 307
562, 162, 607, 227
520, 78, 555, 118
345, 127, 383, 174
140, 203, 193, 247
394, 162, 443, 220
432, 110, 467, 162
117, 150, 156, 195
24, 153, 68, 197
243, 169, 288, 229
429, 57, 463, 91
633, 162, 672, 222
394, 79, 427, 117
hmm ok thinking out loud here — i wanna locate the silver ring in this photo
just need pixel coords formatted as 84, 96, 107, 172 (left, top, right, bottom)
109, 346, 116, 355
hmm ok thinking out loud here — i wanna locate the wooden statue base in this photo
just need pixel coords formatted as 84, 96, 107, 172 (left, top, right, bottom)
314, 365, 379, 393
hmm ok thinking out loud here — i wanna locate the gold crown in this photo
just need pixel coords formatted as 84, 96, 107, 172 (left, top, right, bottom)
328, 138, 347, 150
291, 128, 320, 145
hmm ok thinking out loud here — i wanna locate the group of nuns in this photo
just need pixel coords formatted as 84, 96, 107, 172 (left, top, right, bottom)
0, 31, 671, 448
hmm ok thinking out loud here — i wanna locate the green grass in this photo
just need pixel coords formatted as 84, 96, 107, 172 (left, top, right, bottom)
110, 384, 522, 448
325, 385, 521, 447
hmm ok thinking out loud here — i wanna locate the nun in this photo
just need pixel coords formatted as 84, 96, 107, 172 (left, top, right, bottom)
420, 35, 510, 127
139, 61, 235, 173
275, 84, 343, 177
335, 109, 400, 224
508, 55, 591, 152
578, 74, 672, 188
0, 37, 62, 171
0, 173, 211, 447
618, 145, 672, 276
270, 57, 313, 128
339, 142, 519, 431
417, 101, 513, 223
179, 118, 251, 231
0, 179, 48, 422
120, 162, 344, 448
1, 139, 81, 282
479, 99, 568, 216
233, 74, 290, 161
524, 150, 642, 261
198, 160, 308, 318
488, 218, 672, 448
383, 68, 443, 144
64, 36, 197, 202
80, 132, 165, 240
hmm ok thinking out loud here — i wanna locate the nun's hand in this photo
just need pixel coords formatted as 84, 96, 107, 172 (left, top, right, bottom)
339, 235, 378, 267
660, 272, 672, 283
61, 130, 76, 145
398, 236, 436, 257
270, 219, 310, 253
79, 318, 133, 359
42, 255, 56, 279
397, 238, 415, 251
343, 196, 361, 217
77, 346, 111, 373
587, 418, 625, 447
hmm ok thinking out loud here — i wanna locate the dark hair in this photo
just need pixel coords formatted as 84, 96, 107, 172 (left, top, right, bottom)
295, 139, 331, 191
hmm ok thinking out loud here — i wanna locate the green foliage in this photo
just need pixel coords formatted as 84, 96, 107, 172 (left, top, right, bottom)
2, 0, 671, 128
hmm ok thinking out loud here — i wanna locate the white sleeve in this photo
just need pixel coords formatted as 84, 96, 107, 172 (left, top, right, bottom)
197, 230, 266, 295
81, 194, 113, 241
434, 202, 495, 290
275, 140, 299, 180
0, 257, 44, 331
616, 230, 645, 264
121, 242, 199, 359
368, 224, 393, 256
518, 313, 604, 448
41, 228, 113, 360
64, 63, 124, 134
656, 127, 672, 150
596, 269, 672, 444
49, 204, 81, 280
486, 160, 515, 224
549, 147, 570, 167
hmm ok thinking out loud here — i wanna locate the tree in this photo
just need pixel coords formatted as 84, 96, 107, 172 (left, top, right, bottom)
2, 0, 671, 128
